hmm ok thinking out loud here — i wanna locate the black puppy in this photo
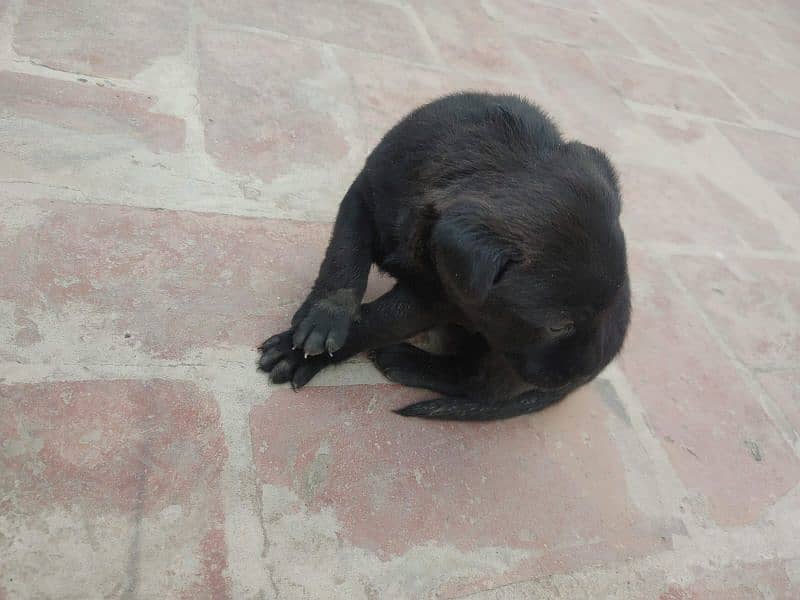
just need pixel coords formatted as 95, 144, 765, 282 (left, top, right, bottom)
258, 92, 630, 420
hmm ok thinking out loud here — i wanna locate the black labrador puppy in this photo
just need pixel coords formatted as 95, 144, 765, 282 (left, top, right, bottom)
259, 92, 630, 420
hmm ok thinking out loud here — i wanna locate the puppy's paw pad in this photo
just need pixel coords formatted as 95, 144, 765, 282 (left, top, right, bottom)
258, 330, 297, 373
258, 329, 335, 389
269, 358, 298, 384
258, 335, 283, 352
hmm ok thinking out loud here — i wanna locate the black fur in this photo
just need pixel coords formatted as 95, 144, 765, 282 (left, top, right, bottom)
258, 92, 631, 420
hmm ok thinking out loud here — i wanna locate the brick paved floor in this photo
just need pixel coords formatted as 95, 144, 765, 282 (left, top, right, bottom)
1, 1, 800, 598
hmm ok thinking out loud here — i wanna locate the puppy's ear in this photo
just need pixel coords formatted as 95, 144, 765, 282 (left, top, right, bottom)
432, 214, 510, 305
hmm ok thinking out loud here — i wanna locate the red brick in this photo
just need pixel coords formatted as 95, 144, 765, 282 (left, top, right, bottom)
0, 71, 185, 153
619, 249, 800, 525
0, 379, 230, 598
491, 0, 638, 56
645, 0, 735, 20
408, 0, 529, 77
593, 56, 746, 122
250, 382, 675, 592
197, 28, 354, 182
631, 111, 724, 150
620, 163, 789, 251
725, 10, 800, 70
334, 46, 513, 148
721, 126, 800, 188
660, 560, 797, 600
0, 379, 225, 512
181, 526, 232, 600
619, 116, 800, 251
201, 0, 432, 64
761, 19, 800, 69
660, 3, 800, 72
0, 198, 330, 361
512, 40, 635, 152
758, 370, 800, 435
597, 0, 699, 68
779, 188, 800, 216
706, 53, 800, 130
672, 256, 800, 369
761, 2, 800, 26
516, 0, 597, 9
13, 0, 190, 79
653, 7, 770, 65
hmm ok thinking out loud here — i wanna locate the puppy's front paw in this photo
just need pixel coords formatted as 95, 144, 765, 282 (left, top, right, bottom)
258, 331, 329, 389
291, 290, 358, 357
258, 331, 300, 383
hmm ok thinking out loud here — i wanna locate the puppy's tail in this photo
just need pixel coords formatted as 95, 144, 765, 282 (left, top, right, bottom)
394, 387, 572, 421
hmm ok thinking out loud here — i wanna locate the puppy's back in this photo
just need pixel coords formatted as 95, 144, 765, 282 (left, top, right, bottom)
365, 92, 562, 196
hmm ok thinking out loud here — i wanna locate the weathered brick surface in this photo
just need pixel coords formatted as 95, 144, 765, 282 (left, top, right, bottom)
651, 4, 772, 65
251, 381, 675, 595
0, 198, 329, 361
619, 249, 800, 526
758, 370, 800, 444
334, 46, 511, 148
593, 55, 746, 121
0, 71, 185, 154
0, 380, 225, 512
672, 256, 800, 369
0, 379, 230, 599
407, 0, 528, 76
779, 188, 800, 216
620, 164, 788, 251
511, 40, 635, 152
658, 560, 799, 599
597, 0, 699, 68
720, 126, 800, 188
201, 0, 432, 64
197, 27, 355, 183
705, 53, 800, 130
491, 0, 637, 56
13, 0, 190, 79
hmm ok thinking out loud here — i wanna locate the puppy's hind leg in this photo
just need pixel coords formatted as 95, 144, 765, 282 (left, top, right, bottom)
290, 173, 373, 357
369, 343, 475, 397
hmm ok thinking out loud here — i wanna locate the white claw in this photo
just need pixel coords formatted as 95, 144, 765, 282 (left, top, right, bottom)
304, 352, 309, 359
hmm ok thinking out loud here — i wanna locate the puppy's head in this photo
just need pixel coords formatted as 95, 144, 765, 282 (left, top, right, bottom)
432, 141, 630, 389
